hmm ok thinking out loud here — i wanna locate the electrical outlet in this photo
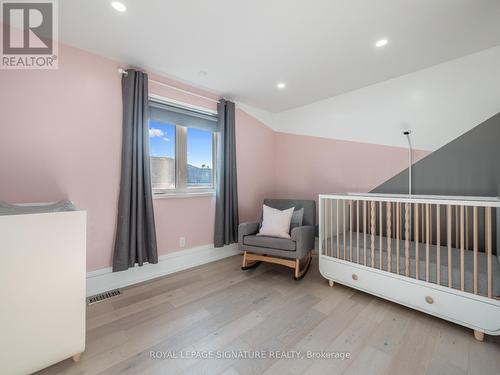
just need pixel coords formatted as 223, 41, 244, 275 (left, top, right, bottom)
179, 237, 186, 248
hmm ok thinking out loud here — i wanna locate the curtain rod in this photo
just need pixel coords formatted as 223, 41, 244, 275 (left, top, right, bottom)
118, 68, 223, 104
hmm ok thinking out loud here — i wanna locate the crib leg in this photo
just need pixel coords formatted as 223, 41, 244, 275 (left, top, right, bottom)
72, 353, 82, 362
473, 330, 484, 342
329, 280, 334, 287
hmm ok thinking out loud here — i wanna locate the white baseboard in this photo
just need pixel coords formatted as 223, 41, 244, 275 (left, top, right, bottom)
86, 244, 239, 297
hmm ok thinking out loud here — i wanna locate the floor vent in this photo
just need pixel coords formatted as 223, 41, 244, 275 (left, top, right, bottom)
87, 289, 121, 305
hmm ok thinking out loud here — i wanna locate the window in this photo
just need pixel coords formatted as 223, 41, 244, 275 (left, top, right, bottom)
148, 100, 217, 195
149, 122, 176, 190
187, 127, 214, 188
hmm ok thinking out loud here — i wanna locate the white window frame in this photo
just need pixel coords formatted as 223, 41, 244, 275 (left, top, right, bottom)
149, 97, 217, 198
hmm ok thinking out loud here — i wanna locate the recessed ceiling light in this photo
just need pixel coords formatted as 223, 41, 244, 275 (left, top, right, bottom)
111, 1, 127, 12
375, 39, 388, 47
277, 82, 286, 89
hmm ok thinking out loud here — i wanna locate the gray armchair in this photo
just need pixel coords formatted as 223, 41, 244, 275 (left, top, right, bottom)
238, 199, 316, 280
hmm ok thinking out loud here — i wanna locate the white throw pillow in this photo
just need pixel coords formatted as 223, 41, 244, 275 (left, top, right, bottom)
258, 205, 295, 239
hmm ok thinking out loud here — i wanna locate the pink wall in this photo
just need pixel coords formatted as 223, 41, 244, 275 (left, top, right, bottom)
0, 45, 123, 272
236, 109, 276, 222
274, 132, 429, 203
0, 44, 275, 271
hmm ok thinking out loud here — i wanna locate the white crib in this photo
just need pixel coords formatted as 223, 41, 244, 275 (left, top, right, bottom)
319, 193, 500, 341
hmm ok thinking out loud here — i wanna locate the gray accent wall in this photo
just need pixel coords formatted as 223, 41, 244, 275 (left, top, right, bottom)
372, 112, 500, 255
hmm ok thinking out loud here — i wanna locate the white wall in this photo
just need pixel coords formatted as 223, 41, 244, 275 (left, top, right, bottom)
272, 46, 500, 151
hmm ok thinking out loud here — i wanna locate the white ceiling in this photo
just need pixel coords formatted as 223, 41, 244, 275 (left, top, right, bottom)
59, 0, 500, 113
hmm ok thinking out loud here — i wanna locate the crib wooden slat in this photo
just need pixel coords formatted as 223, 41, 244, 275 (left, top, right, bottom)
421, 204, 424, 244
326, 200, 329, 256
486, 207, 492, 298
394, 203, 396, 235
430, 205, 433, 248
405, 203, 410, 277
350, 200, 353, 262
371, 201, 375, 268
455, 206, 459, 248
466, 206, 469, 250
367, 200, 370, 233
400, 202, 403, 239
396, 202, 400, 274
447, 205, 452, 288
387, 202, 392, 273
336, 200, 339, 258
327, 199, 330, 256
473, 206, 478, 295
356, 200, 360, 264
379, 201, 383, 270
460, 205, 465, 291
327, 200, 331, 257
393, 203, 396, 240
322, 199, 325, 255
330, 199, 336, 257
349, 201, 352, 262
415, 203, 419, 280
325, 200, 329, 256
363, 200, 367, 266
327, 199, 334, 256
331, 200, 333, 256
426, 203, 430, 282
436, 204, 441, 286
343, 200, 346, 260
331, 201, 334, 257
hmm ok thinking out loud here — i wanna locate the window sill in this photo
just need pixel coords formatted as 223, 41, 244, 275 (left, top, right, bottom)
153, 191, 216, 200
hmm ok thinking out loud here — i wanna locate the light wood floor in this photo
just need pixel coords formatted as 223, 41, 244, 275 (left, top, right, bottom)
38, 254, 500, 375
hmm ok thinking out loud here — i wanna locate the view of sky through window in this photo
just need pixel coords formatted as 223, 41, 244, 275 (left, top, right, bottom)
149, 121, 212, 169
149, 121, 175, 158
187, 127, 212, 168
149, 120, 213, 190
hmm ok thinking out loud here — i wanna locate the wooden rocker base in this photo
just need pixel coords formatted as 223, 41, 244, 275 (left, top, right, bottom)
241, 259, 261, 270
294, 254, 312, 280
241, 251, 262, 270
241, 251, 312, 280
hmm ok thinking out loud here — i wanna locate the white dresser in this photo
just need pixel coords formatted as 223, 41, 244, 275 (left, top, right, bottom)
0, 202, 86, 374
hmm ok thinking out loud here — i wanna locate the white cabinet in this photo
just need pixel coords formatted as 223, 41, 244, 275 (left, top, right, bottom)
0, 209, 86, 375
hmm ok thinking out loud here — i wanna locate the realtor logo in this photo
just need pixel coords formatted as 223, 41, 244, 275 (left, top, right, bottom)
1, 0, 58, 69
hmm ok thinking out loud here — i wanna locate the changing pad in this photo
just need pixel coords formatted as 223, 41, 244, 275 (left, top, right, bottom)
0, 200, 76, 216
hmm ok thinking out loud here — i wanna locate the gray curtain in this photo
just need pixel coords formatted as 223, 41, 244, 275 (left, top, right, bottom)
214, 99, 239, 247
113, 69, 158, 272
